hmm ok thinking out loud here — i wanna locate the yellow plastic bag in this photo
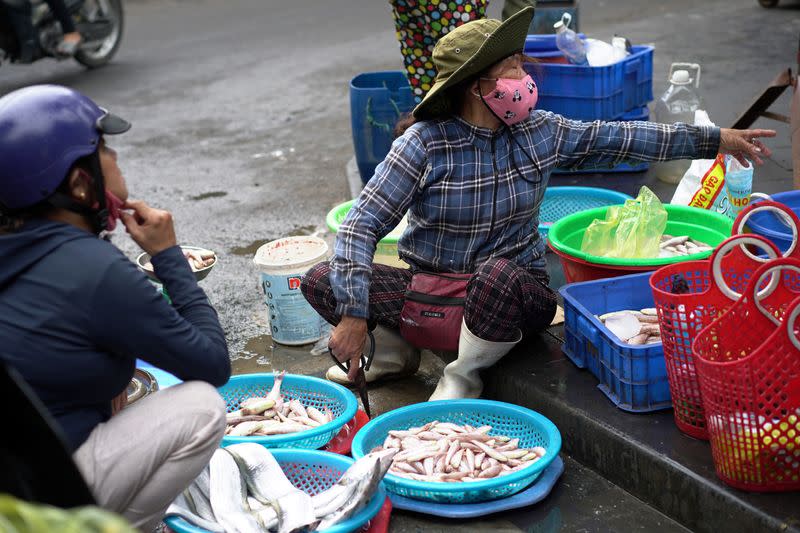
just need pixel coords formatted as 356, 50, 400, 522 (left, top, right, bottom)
581, 186, 668, 258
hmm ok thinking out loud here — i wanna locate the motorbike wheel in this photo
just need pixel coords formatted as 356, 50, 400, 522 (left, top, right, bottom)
74, 0, 124, 68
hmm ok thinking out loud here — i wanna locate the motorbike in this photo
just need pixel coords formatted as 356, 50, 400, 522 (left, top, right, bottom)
0, 0, 123, 68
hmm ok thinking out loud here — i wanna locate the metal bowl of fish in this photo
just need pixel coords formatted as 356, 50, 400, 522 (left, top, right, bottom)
126, 368, 158, 405
351, 399, 562, 504
220, 372, 359, 450
164, 446, 389, 533
136, 245, 217, 283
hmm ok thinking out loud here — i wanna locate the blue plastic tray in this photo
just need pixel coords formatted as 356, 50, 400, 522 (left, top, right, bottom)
525, 46, 654, 121
351, 399, 561, 504
165, 449, 385, 533
552, 106, 649, 175
559, 272, 671, 412
220, 373, 358, 449
538, 187, 632, 239
389, 455, 564, 518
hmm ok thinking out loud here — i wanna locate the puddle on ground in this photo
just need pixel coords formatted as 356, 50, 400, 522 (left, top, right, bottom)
232, 334, 444, 417
229, 239, 276, 257
228, 225, 323, 256
189, 191, 228, 201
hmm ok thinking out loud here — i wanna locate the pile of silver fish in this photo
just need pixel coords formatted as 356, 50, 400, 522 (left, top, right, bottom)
143, 247, 216, 272
597, 308, 661, 345
166, 444, 397, 533
370, 422, 546, 482
225, 372, 334, 437
658, 235, 712, 258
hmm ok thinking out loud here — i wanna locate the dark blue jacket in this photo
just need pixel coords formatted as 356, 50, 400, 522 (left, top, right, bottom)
0, 220, 230, 451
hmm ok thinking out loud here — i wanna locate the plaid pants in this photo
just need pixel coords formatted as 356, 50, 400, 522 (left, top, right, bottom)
301, 258, 557, 342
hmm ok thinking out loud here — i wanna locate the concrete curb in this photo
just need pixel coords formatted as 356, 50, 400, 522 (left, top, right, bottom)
483, 335, 800, 533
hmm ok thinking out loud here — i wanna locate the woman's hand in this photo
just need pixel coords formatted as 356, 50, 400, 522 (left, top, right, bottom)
111, 390, 127, 415
719, 128, 777, 166
329, 316, 368, 382
120, 200, 178, 257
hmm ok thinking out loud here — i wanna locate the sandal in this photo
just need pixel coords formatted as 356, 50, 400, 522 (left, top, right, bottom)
56, 37, 81, 57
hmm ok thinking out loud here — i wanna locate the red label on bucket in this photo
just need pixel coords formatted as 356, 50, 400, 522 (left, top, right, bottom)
287, 276, 302, 290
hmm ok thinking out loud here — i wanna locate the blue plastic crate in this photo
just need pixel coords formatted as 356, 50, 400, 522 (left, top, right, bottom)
350, 71, 415, 184
558, 272, 671, 413
524, 33, 585, 53
553, 106, 649, 175
525, 45, 654, 121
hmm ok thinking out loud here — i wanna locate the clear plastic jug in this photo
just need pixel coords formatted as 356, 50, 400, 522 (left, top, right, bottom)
554, 13, 587, 66
654, 63, 704, 184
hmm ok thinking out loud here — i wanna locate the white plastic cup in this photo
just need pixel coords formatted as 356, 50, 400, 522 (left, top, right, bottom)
253, 236, 329, 346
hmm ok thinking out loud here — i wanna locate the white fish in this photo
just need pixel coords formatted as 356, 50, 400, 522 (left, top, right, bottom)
267, 370, 286, 413
226, 443, 317, 533
165, 493, 225, 533
208, 449, 261, 533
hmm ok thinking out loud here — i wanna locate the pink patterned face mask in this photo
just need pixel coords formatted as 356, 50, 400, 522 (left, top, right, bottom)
103, 189, 125, 231
89, 187, 125, 231
478, 75, 538, 126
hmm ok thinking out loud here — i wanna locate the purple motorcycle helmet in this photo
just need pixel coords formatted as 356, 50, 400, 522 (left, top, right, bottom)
0, 85, 130, 227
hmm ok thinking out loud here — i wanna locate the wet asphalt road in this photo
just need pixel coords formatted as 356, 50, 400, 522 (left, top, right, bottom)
1, 0, 797, 367
2, 1, 800, 529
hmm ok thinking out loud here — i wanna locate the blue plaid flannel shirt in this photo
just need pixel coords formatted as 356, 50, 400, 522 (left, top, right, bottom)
332, 110, 720, 318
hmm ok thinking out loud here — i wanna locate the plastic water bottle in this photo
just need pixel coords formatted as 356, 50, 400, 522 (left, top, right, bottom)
554, 13, 587, 66
654, 63, 704, 184
725, 156, 754, 218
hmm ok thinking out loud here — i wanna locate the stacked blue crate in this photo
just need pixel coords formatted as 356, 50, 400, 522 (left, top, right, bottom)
523, 39, 655, 174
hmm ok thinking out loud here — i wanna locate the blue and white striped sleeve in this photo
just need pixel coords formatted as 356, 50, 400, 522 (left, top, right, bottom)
330, 127, 428, 319
542, 111, 720, 171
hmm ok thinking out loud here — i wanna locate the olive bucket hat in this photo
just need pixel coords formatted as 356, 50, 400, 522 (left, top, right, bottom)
412, 6, 535, 120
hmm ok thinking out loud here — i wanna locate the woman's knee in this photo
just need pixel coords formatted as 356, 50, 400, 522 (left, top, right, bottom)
171, 381, 226, 438
470, 258, 520, 293
300, 261, 330, 293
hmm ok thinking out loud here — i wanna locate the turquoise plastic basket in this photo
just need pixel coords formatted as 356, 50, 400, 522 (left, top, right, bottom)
351, 399, 562, 503
165, 449, 386, 533
539, 187, 632, 239
220, 374, 358, 449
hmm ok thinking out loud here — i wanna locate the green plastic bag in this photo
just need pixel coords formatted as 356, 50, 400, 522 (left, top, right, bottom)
0, 494, 136, 533
580, 186, 668, 258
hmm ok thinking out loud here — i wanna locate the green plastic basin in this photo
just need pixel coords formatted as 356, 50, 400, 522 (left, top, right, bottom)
548, 204, 733, 271
326, 200, 407, 267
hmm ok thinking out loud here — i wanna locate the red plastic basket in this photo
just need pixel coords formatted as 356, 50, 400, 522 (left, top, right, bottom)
650, 233, 784, 439
693, 257, 800, 491
362, 498, 392, 533
649, 201, 800, 439
324, 410, 370, 455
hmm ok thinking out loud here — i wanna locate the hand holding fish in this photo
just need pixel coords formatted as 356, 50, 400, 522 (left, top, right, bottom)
329, 316, 368, 382
119, 199, 177, 257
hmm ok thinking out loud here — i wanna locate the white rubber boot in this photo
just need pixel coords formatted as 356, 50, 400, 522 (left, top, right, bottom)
429, 319, 521, 401
326, 325, 421, 385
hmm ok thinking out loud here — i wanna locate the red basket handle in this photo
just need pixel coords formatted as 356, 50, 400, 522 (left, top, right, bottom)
749, 257, 800, 326
710, 234, 781, 301
733, 199, 800, 258
784, 296, 800, 352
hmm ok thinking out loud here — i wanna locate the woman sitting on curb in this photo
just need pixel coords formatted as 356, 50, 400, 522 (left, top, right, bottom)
0, 85, 230, 531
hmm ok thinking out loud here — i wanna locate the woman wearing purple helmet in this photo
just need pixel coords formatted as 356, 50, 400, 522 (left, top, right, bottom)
0, 85, 230, 530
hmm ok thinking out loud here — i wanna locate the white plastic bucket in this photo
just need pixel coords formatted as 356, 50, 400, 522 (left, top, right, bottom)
253, 236, 329, 346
